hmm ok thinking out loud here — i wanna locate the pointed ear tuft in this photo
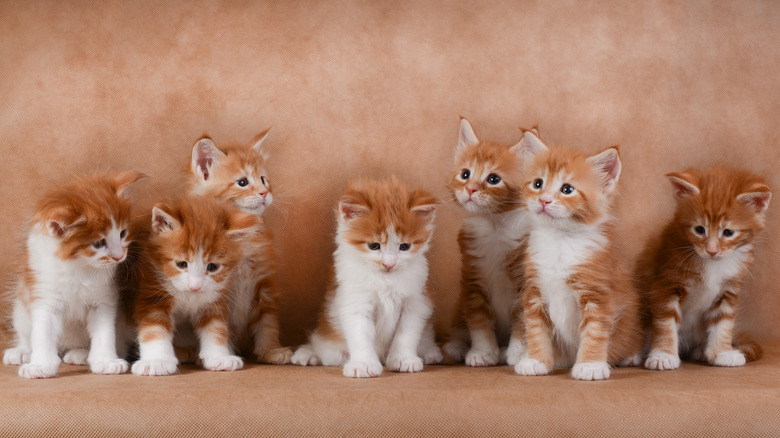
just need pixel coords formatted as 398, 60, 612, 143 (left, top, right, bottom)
151, 205, 180, 234
191, 137, 225, 182
46, 209, 86, 238
251, 128, 271, 159
737, 190, 771, 213
510, 129, 548, 161
457, 117, 480, 156
587, 147, 622, 192
666, 172, 700, 200
338, 197, 370, 222
113, 170, 148, 199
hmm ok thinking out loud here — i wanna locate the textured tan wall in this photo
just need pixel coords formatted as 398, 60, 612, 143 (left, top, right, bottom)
1, 0, 778, 349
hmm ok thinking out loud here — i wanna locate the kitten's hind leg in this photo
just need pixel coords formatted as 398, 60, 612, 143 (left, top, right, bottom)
291, 344, 321, 366
4, 298, 32, 365
252, 313, 292, 365
62, 348, 89, 365
417, 323, 443, 365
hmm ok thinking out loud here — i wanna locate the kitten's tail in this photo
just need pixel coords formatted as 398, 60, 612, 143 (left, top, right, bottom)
734, 333, 763, 362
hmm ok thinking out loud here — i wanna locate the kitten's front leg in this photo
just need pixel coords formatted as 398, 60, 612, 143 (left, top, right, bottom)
463, 276, 500, 367
340, 299, 382, 378
132, 320, 179, 377
571, 290, 612, 381
704, 290, 744, 367
515, 285, 554, 376
86, 302, 128, 375
197, 315, 243, 372
19, 304, 63, 379
387, 294, 432, 373
645, 284, 683, 371
505, 304, 526, 366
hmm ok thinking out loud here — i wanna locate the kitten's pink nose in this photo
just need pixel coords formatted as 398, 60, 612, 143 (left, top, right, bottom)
383, 262, 396, 270
539, 198, 552, 206
706, 249, 719, 256
259, 191, 267, 199
467, 187, 478, 197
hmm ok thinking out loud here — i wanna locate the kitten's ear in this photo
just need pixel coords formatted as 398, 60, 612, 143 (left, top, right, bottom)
191, 136, 226, 182
456, 117, 479, 157
226, 212, 260, 240
587, 147, 622, 193
151, 205, 181, 234
409, 191, 440, 219
338, 197, 370, 222
250, 128, 271, 161
46, 208, 86, 238
510, 129, 548, 161
666, 172, 700, 199
112, 170, 148, 199
737, 188, 772, 213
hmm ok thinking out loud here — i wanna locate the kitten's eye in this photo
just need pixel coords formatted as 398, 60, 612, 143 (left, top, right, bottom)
694, 226, 706, 235
460, 169, 471, 180
533, 179, 543, 189
399, 243, 411, 251
368, 242, 381, 251
207, 263, 219, 272
722, 229, 734, 237
236, 178, 249, 187
561, 184, 575, 195
92, 239, 106, 249
261, 176, 267, 186
176, 261, 188, 269
120, 229, 127, 239
486, 174, 501, 185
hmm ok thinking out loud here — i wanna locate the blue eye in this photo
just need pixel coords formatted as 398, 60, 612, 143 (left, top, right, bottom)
487, 174, 501, 185
236, 178, 249, 187
460, 169, 471, 180
92, 239, 106, 249
368, 242, 381, 251
533, 179, 543, 189
561, 184, 574, 195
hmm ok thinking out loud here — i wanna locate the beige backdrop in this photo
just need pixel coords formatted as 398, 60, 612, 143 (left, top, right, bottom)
1, 0, 778, 350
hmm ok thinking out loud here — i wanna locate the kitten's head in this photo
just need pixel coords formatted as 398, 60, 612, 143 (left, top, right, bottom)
149, 196, 259, 295
188, 130, 273, 216
337, 177, 439, 273
448, 118, 527, 215
667, 166, 771, 260
34, 171, 146, 267
516, 132, 621, 229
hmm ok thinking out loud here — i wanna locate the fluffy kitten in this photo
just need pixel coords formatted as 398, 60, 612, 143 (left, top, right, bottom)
512, 133, 643, 380
291, 177, 443, 378
129, 196, 259, 376
3, 171, 145, 378
442, 118, 533, 367
639, 166, 770, 370
188, 131, 291, 364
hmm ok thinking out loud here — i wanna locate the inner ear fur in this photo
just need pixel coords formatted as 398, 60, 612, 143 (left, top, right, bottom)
409, 191, 440, 218
113, 170, 148, 199
191, 137, 226, 181
338, 196, 370, 222
666, 172, 701, 199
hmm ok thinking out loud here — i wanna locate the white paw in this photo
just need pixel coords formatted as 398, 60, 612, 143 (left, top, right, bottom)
3, 348, 31, 365
63, 349, 89, 365
257, 347, 293, 365
505, 344, 525, 366
514, 357, 549, 376
131, 359, 179, 376
342, 359, 383, 378
19, 359, 61, 379
291, 346, 321, 366
644, 351, 680, 371
617, 353, 642, 367
420, 346, 443, 365
387, 356, 424, 373
571, 361, 611, 381
465, 347, 500, 367
713, 350, 746, 367
90, 358, 129, 375
202, 355, 243, 372
442, 340, 465, 363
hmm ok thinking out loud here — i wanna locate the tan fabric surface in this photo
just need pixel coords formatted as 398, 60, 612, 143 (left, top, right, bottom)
0, 0, 778, 435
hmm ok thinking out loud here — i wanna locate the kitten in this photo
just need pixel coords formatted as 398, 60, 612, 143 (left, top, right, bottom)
512, 133, 643, 380
442, 118, 533, 367
639, 166, 770, 370
290, 177, 443, 378
188, 131, 291, 364
129, 196, 259, 376
3, 171, 145, 378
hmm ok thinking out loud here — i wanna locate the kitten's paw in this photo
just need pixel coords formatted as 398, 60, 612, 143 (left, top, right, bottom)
465, 347, 500, 367
505, 344, 526, 366
3, 348, 31, 366
131, 359, 179, 376
90, 358, 129, 375
571, 361, 611, 381
63, 349, 89, 366
291, 347, 321, 366
342, 359, 383, 378
19, 359, 61, 379
617, 353, 642, 367
514, 358, 549, 376
258, 347, 293, 365
442, 340, 466, 363
202, 355, 243, 372
420, 345, 443, 365
387, 356, 424, 373
713, 350, 746, 367
644, 351, 680, 371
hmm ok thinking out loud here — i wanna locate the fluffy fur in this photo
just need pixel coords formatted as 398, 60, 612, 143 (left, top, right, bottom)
638, 166, 771, 370
188, 131, 291, 364
511, 134, 643, 380
291, 177, 443, 378
126, 196, 259, 376
442, 118, 533, 367
3, 171, 146, 378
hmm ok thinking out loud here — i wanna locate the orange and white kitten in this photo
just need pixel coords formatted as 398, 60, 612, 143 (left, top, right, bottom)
442, 118, 532, 367
640, 166, 771, 370
188, 131, 291, 364
3, 171, 145, 378
129, 196, 259, 376
291, 177, 443, 378
513, 133, 643, 380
